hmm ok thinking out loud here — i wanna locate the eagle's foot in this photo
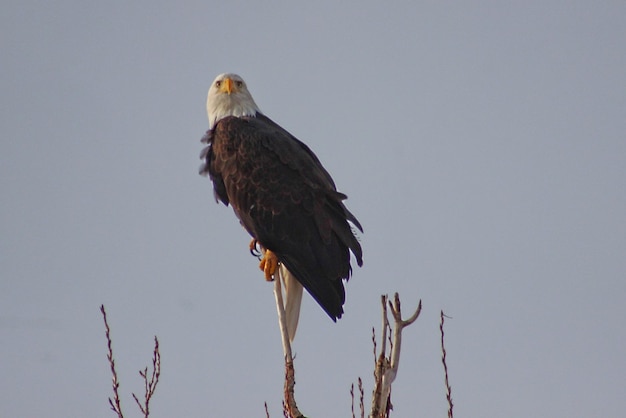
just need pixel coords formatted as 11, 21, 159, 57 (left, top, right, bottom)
259, 249, 279, 282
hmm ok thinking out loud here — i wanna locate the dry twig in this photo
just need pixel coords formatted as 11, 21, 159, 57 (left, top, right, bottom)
351, 383, 356, 418
131, 336, 161, 418
101, 305, 125, 418
359, 377, 365, 418
100, 305, 161, 418
371, 295, 390, 416
351, 376, 365, 418
440, 311, 454, 418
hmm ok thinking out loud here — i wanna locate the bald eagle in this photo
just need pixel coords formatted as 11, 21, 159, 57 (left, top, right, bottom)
200, 73, 363, 339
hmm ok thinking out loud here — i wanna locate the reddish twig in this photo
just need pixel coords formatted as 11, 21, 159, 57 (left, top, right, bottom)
101, 305, 125, 418
358, 377, 365, 418
132, 336, 161, 418
101, 305, 161, 418
440, 311, 454, 418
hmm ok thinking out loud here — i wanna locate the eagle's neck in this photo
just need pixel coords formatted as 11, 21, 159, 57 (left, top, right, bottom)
207, 95, 260, 129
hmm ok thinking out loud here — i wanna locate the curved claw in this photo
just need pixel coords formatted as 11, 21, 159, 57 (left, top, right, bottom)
249, 239, 262, 258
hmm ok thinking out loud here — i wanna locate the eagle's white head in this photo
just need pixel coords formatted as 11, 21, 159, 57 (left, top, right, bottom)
207, 73, 260, 129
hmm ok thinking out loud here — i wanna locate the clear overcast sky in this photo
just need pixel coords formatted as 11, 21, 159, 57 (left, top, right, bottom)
1, 1, 625, 417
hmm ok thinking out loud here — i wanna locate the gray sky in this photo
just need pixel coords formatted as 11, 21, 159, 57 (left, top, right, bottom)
2, 1, 625, 416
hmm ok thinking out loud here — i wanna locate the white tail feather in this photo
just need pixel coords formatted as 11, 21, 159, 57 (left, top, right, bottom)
279, 264, 303, 342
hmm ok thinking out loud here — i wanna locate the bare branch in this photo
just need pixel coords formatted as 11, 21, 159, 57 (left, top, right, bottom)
379, 295, 389, 364
370, 294, 422, 417
358, 377, 365, 418
101, 305, 161, 418
274, 268, 304, 418
132, 336, 161, 418
371, 327, 377, 367
282, 400, 289, 418
351, 383, 356, 418
440, 311, 454, 418
388, 294, 422, 372
101, 305, 124, 418
370, 296, 390, 417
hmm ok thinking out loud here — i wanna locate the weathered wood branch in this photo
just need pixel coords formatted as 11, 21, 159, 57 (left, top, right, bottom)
273, 268, 304, 418
370, 293, 422, 418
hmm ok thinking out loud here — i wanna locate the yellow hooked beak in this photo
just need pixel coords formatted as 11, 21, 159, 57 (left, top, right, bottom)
221, 77, 234, 94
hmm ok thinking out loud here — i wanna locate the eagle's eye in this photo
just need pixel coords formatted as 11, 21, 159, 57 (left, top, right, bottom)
235, 81, 243, 88
215, 80, 222, 88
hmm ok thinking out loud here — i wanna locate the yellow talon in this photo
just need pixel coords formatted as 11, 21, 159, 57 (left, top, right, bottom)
259, 249, 279, 281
